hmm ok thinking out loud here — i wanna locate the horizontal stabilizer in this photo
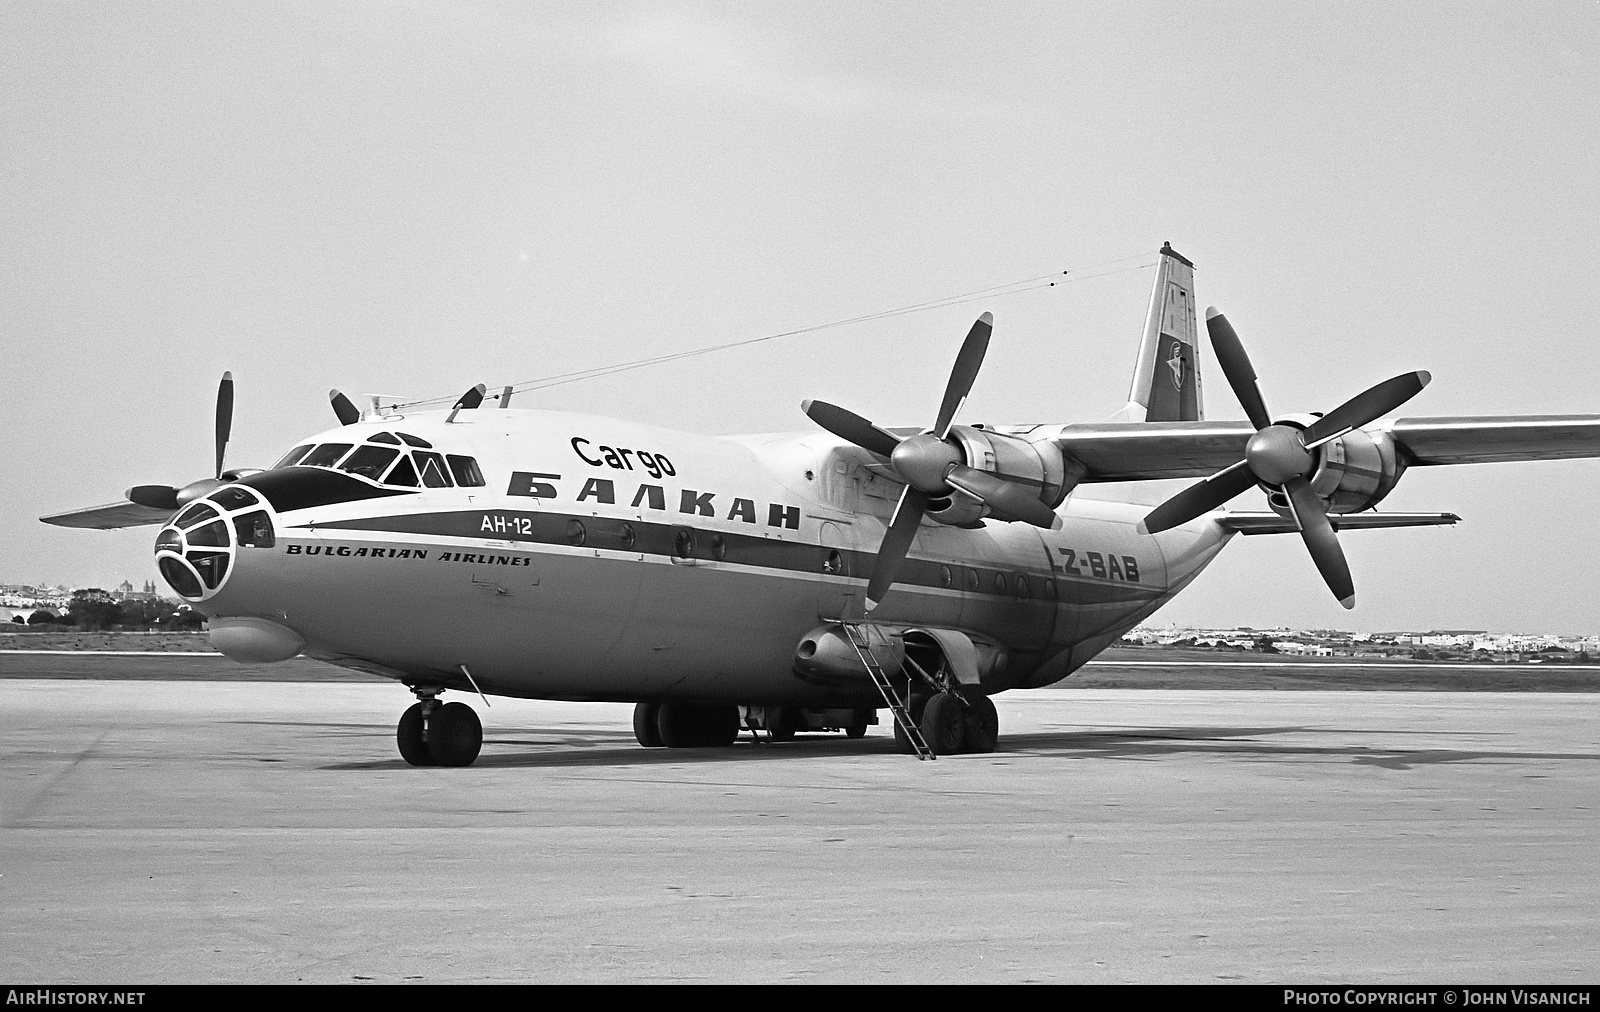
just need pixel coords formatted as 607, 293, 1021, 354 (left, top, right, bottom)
40, 500, 175, 530
1219, 511, 1460, 536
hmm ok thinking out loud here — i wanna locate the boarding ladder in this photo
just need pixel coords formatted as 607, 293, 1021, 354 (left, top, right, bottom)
840, 622, 934, 760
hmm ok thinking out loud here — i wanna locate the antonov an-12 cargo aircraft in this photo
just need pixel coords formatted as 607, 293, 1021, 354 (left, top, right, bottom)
42, 244, 1600, 765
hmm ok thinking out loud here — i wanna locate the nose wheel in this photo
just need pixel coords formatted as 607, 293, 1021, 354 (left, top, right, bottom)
397, 690, 483, 767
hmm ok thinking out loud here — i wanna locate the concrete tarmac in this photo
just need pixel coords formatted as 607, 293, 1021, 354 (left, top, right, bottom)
2, 679, 1597, 984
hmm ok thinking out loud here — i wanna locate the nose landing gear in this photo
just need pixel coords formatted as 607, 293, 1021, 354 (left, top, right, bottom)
397, 688, 483, 767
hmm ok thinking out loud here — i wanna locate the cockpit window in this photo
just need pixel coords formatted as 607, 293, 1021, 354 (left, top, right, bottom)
210, 487, 258, 511
175, 503, 219, 529
340, 445, 400, 480
301, 443, 354, 468
385, 455, 419, 487
265, 439, 482, 492
273, 445, 313, 468
447, 454, 486, 487
415, 451, 453, 488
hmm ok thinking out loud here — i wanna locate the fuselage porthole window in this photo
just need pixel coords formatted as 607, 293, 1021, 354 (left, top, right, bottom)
994, 573, 1007, 596
711, 534, 727, 562
619, 522, 636, 551
940, 565, 953, 589
965, 569, 980, 592
566, 519, 586, 547
674, 529, 694, 559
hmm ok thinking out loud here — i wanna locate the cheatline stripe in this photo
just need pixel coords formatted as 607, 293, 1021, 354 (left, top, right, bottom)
305, 508, 1162, 605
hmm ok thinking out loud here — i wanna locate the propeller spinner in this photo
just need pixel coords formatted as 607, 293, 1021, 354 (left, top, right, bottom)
802, 313, 1060, 613
1138, 308, 1430, 609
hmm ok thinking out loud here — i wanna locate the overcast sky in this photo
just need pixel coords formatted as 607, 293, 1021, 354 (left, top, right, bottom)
4, 3, 1599, 633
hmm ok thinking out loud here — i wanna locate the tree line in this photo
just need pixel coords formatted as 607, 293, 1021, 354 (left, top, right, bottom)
11, 590, 203, 631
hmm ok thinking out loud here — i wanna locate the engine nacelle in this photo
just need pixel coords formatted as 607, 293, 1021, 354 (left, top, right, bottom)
924, 425, 1081, 526
1265, 424, 1406, 515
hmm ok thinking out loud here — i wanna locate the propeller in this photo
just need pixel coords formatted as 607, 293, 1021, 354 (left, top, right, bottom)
329, 389, 361, 426
126, 371, 239, 511
1138, 308, 1431, 609
801, 313, 1059, 612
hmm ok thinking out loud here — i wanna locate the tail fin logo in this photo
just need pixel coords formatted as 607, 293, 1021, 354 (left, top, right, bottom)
1166, 340, 1187, 391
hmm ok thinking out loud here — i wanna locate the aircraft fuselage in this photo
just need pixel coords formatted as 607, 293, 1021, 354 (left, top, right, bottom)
183, 408, 1232, 704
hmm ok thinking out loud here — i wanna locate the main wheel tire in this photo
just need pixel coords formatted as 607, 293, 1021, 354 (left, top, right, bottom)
427, 701, 483, 767
920, 692, 966, 756
766, 706, 799, 742
659, 703, 741, 747
655, 702, 696, 748
397, 703, 434, 766
960, 694, 999, 754
704, 704, 740, 747
633, 702, 665, 747
845, 708, 871, 739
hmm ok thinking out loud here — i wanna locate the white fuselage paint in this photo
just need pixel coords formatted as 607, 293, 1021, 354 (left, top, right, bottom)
191, 408, 1233, 704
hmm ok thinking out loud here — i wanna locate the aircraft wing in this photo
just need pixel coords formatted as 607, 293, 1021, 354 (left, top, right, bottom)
1053, 421, 1255, 480
1051, 414, 1600, 481
1218, 511, 1461, 535
1383, 415, 1600, 465
39, 500, 175, 530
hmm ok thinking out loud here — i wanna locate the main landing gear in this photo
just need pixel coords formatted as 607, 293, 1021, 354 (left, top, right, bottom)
397, 688, 483, 767
890, 690, 999, 756
631, 702, 741, 748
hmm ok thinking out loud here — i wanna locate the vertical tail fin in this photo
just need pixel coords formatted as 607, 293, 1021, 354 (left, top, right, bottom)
1111, 242, 1203, 422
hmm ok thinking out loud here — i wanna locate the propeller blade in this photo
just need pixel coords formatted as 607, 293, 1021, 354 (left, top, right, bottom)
454, 384, 488, 410
1301, 371, 1432, 448
1206, 309, 1273, 431
866, 486, 931, 612
214, 371, 233, 479
932, 313, 992, 438
801, 400, 903, 458
944, 465, 1060, 529
126, 485, 180, 511
1138, 459, 1257, 534
1283, 476, 1355, 609
329, 389, 361, 426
